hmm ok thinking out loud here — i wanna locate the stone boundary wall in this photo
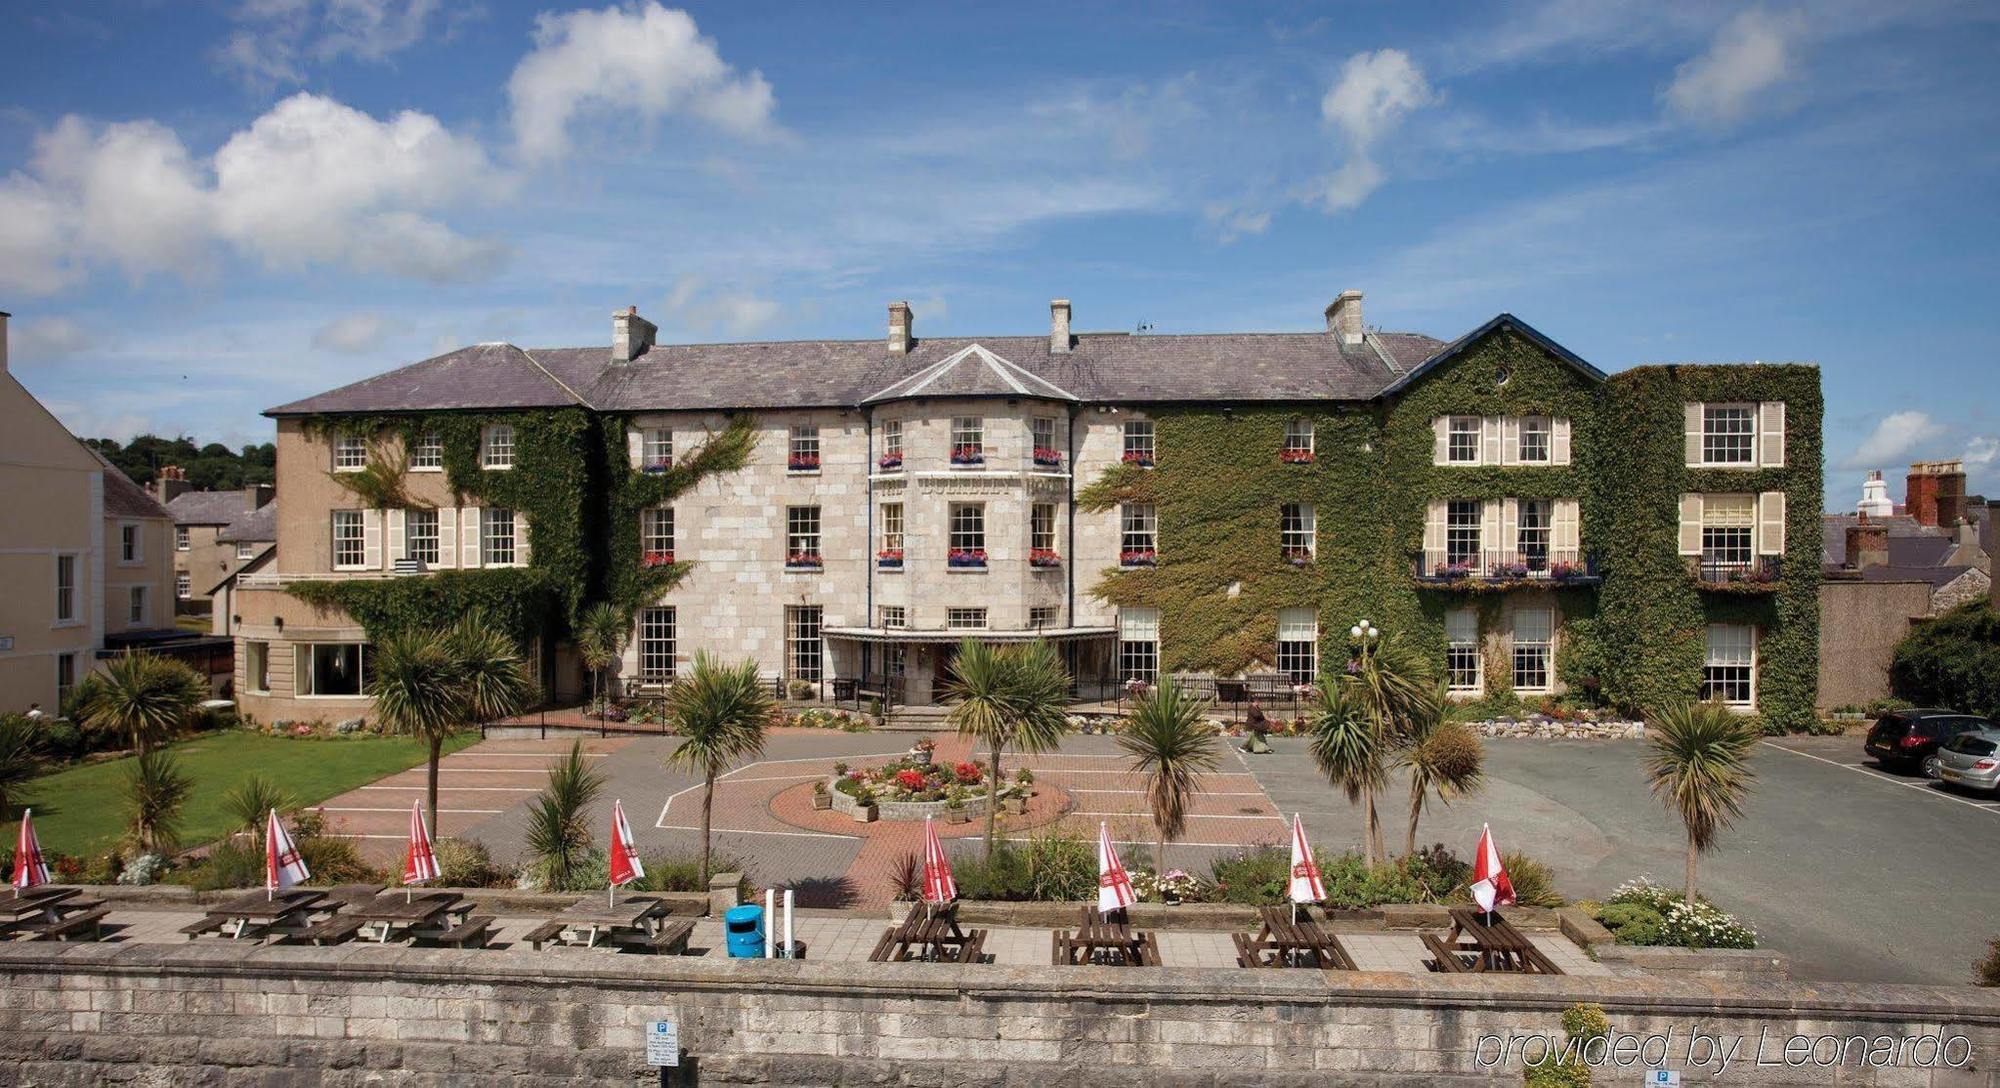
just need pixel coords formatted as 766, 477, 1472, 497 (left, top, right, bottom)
1, 942, 1996, 1086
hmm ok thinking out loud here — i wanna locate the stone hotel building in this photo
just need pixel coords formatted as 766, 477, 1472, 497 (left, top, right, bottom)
234, 293, 1822, 729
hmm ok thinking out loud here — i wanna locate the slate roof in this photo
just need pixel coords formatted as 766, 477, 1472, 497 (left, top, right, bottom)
863, 343, 1079, 404
165, 490, 256, 526
217, 501, 277, 543
93, 453, 171, 520
1377, 314, 1605, 396
1821, 513, 1948, 567
267, 327, 1449, 417
1860, 564, 1980, 589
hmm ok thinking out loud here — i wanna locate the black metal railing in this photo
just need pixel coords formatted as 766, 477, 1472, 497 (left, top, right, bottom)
1415, 549, 1599, 583
1690, 555, 1782, 586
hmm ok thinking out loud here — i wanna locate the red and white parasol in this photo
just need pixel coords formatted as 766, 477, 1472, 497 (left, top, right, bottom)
11, 808, 51, 894
1287, 813, 1325, 904
920, 815, 956, 906
403, 800, 440, 888
608, 799, 645, 905
265, 809, 310, 900
1469, 823, 1515, 914
1096, 821, 1136, 913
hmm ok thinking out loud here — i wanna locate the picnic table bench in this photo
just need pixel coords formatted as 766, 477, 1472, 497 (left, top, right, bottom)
183, 889, 326, 942
869, 905, 986, 963
1052, 905, 1159, 967
527, 896, 688, 953
1233, 905, 1356, 969
1424, 907, 1563, 975
343, 891, 471, 944
3, 889, 112, 943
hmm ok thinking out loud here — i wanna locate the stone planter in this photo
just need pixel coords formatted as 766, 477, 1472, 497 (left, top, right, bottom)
811, 792, 832, 811
853, 804, 877, 824
828, 778, 992, 822
946, 807, 970, 824
1003, 797, 1027, 815
888, 900, 915, 925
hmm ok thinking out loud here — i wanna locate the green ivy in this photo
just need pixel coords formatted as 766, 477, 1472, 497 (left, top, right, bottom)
602, 416, 758, 614
286, 568, 559, 648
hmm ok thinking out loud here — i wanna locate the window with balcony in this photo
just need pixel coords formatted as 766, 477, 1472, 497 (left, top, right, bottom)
950, 417, 984, 465
1446, 500, 1481, 568
1700, 494, 1756, 578
638, 607, 677, 680
786, 605, 823, 680
333, 436, 367, 472
410, 433, 444, 469
641, 428, 673, 471
1030, 503, 1058, 567
406, 509, 439, 565
1702, 624, 1755, 706
297, 642, 367, 697
786, 506, 822, 567
1446, 609, 1481, 693
1517, 499, 1551, 572
878, 605, 906, 629
332, 510, 366, 569
1120, 503, 1157, 566
948, 503, 986, 567
1702, 405, 1755, 465
641, 507, 674, 566
1281, 503, 1316, 563
1519, 417, 1552, 463
1511, 609, 1553, 693
878, 419, 904, 470
54, 554, 77, 623
482, 508, 517, 566
878, 502, 903, 567
1447, 416, 1481, 464
947, 607, 988, 629
1122, 419, 1155, 466
480, 424, 515, 469
1276, 608, 1317, 684
1283, 419, 1315, 463
1119, 607, 1159, 683
1032, 417, 1061, 467
788, 424, 820, 471
175, 526, 189, 551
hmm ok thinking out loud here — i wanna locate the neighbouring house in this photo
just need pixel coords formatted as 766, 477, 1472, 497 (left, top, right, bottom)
158, 468, 276, 618
1818, 461, 1996, 708
206, 500, 277, 638
232, 293, 1823, 728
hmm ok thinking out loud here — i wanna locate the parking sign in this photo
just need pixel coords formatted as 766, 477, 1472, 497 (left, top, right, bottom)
1646, 1072, 1681, 1087
646, 1020, 679, 1067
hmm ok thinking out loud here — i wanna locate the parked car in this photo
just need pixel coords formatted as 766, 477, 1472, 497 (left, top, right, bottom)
1936, 728, 2000, 794
1864, 708, 1995, 777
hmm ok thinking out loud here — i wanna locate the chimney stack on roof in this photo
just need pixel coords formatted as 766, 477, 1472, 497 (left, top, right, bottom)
244, 482, 274, 510
887, 301, 913, 355
154, 464, 191, 504
1845, 519, 1889, 571
1324, 290, 1364, 346
1906, 460, 1966, 528
611, 305, 657, 363
1857, 471, 1894, 519
1049, 299, 1072, 354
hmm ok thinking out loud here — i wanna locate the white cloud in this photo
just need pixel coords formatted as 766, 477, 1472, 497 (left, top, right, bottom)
31, 117, 215, 284
662, 275, 783, 338
1205, 203, 1272, 243
10, 316, 89, 361
1665, 9, 1802, 127
507, 3, 778, 163
1966, 436, 1998, 467
0, 176, 81, 295
1848, 410, 1945, 467
215, 0, 466, 90
1314, 49, 1435, 212
311, 313, 399, 353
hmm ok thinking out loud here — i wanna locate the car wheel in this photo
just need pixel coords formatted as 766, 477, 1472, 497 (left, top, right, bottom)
1921, 753, 1942, 780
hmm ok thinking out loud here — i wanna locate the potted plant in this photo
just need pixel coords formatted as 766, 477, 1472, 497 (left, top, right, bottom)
888, 854, 921, 923
811, 780, 832, 810
1032, 446, 1063, 467
853, 787, 878, 823
832, 761, 849, 777
1280, 447, 1315, 464
945, 789, 969, 824
1003, 786, 1027, 816
877, 451, 903, 470
910, 738, 935, 766
1029, 547, 1061, 568
1119, 548, 1157, 567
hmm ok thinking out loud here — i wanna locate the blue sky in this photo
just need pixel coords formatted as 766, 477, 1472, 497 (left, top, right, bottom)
3, 1, 1997, 508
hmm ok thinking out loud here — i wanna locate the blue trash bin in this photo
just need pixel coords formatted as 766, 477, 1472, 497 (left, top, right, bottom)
724, 905, 766, 958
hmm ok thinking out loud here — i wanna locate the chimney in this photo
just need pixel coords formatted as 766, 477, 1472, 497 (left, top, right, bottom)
244, 482, 274, 510
154, 465, 191, 505
611, 305, 657, 363
1845, 515, 1888, 570
1049, 299, 1072, 354
1324, 290, 1364, 345
887, 301, 913, 355
1906, 460, 1966, 528
1857, 471, 1894, 518
0, 310, 9, 374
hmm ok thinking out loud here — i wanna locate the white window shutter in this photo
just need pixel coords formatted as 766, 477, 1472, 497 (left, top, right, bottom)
1684, 403, 1705, 466
1554, 498, 1581, 556
1552, 418, 1572, 466
363, 509, 382, 569
1501, 498, 1520, 558
1758, 491, 1786, 555
388, 509, 406, 563
1423, 499, 1445, 559
1480, 499, 1501, 566
1759, 402, 1786, 467
1501, 418, 1520, 466
438, 507, 457, 569
461, 506, 482, 568
1483, 417, 1502, 467
1679, 494, 1704, 555
516, 513, 532, 566
626, 423, 644, 468
1431, 418, 1448, 466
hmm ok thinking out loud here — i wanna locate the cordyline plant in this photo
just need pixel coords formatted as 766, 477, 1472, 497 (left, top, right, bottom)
1117, 678, 1221, 876
1645, 700, 1760, 903
944, 639, 1070, 860
664, 653, 775, 884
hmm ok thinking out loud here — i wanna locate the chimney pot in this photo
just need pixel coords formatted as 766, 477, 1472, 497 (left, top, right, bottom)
612, 306, 657, 363
1324, 290, 1364, 345
1905, 460, 1966, 529
1049, 299, 1072, 354
887, 301, 913, 355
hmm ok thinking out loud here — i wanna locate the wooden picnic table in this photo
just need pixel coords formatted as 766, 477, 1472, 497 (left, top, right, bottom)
1052, 905, 1159, 967
0, 887, 80, 924
1234, 904, 1356, 969
1423, 907, 1563, 975
182, 889, 326, 941
869, 905, 986, 963
1, 887, 112, 942
544, 895, 683, 950
342, 891, 471, 944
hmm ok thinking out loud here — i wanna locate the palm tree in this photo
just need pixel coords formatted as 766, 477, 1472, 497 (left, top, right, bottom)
124, 749, 193, 854
943, 639, 1071, 859
524, 740, 607, 891
450, 616, 539, 732
575, 602, 628, 713
369, 628, 466, 840
664, 653, 775, 884
222, 775, 293, 842
1117, 677, 1221, 875
0, 716, 43, 821
81, 652, 206, 755
1398, 681, 1485, 856
1646, 700, 1760, 903
1307, 678, 1390, 865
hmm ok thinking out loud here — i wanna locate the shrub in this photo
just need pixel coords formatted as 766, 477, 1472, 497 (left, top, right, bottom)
1890, 601, 2000, 718
1524, 1003, 1610, 1087
1977, 939, 2000, 987
178, 840, 263, 891
432, 838, 504, 887
1599, 878, 1756, 948
1497, 850, 1565, 908
638, 852, 747, 893
953, 831, 1095, 902
1209, 846, 1290, 904
1591, 903, 1663, 946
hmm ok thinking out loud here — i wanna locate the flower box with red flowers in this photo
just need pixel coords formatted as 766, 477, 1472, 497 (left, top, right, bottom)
947, 548, 987, 568
1032, 446, 1063, 467
1120, 549, 1157, 567
786, 552, 824, 570
950, 446, 985, 465
641, 550, 675, 568
1282, 546, 1313, 566
876, 549, 904, 568
1280, 448, 1315, 464
1121, 451, 1155, 466
1029, 548, 1061, 568
787, 453, 821, 471
641, 459, 673, 474
876, 452, 903, 470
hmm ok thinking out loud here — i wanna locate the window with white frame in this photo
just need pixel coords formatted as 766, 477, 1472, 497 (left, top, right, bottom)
878, 605, 906, 629
120, 523, 139, 563
1284, 418, 1315, 459
1517, 499, 1551, 571
1281, 503, 1316, 560
333, 436, 367, 471
1122, 419, 1156, 464
1701, 494, 1756, 573
1519, 417, 1552, 463
1276, 608, 1318, 684
1031, 503, 1057, 555
56, 653, 77, 705
1446, 500, 1482, 567
1511, 609, 1554, 692
410, 433, 444, 469
175, 526, 189, 551
1118, 607, 1160, 682
176, 573, 191, 600
1702, 624, 1755, 706
880, 419, 904, 467
406, 509, 439, 565
332, 510, 365, 568
1121, 503, 1157, 563
1032, 417, 1059, 464
128, 586, 148, 626
236, 541, 255, 560
1029, 605, 1059, 628
244, 641, 269, 695
879, 502, 903, 555
786, 605, 823, 680
296, 642, 366, 696
946, 607, 987, 629
1446, 609, 1481, 692
787, 506, 821, 563
642, 427, 673, 469
638, 607, 677, 680
641, 507, 674, 562
950, 417, 983, 464
1702, 405, 1755, 465
482, 508, 517, 566
1447, 416, 1482, 464
788, 424, 820, 471
55, 554, 77, 623
480, 424, 515, 469
949, 503, 985, 561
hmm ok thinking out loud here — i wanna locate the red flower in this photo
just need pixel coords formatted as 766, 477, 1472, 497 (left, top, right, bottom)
641, 550, 675, 567
953, 762, 983, 785
895, 769, 927, 791
1121, 450, 1155, 465
1280, 448, 1315, 464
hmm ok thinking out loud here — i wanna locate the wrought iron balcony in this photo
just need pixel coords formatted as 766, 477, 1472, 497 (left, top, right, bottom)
1689, 554, 1782, 588
1415, 549, 1599, 586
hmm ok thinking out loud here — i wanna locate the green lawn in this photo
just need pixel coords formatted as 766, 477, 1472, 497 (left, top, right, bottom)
4, 730, 479, 857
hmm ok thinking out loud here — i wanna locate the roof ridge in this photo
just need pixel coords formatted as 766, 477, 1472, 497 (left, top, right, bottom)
515, 344, 592, 409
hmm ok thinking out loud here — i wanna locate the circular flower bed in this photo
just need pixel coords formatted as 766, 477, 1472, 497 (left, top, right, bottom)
828, 756, 1027, 821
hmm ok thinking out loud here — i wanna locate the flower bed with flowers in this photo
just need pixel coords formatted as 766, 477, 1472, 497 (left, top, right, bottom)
828, 757, 1019, 820
1586, 878, 1757, 949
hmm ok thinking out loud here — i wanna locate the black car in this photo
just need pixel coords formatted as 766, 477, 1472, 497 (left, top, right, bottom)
1864, 708, 1996, 777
